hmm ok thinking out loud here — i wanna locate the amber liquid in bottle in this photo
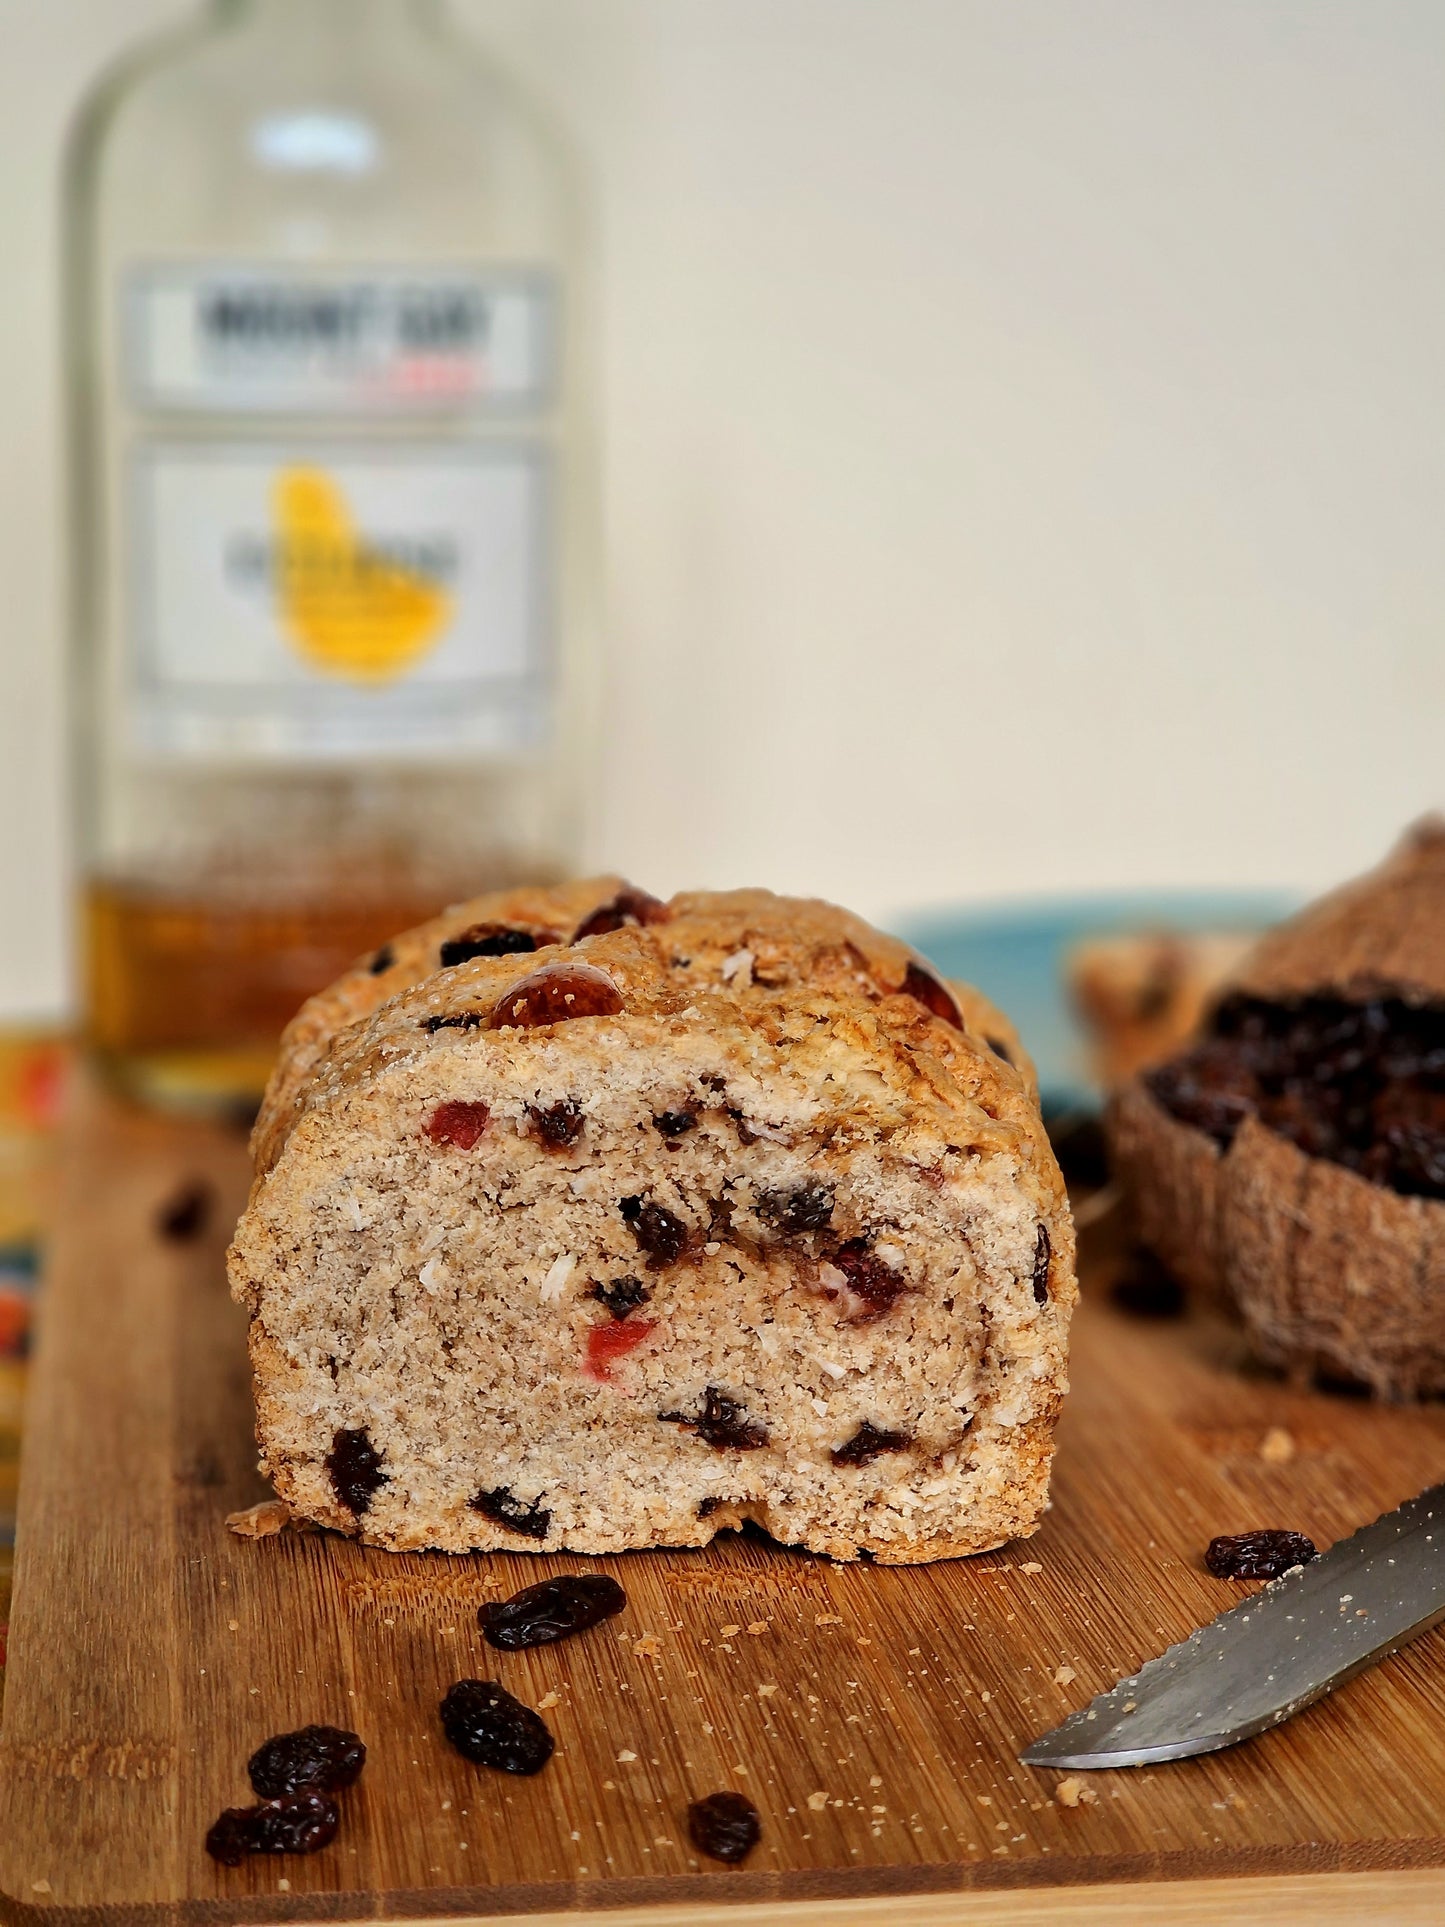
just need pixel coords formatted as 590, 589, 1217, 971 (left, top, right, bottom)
66, 0, 592, 1113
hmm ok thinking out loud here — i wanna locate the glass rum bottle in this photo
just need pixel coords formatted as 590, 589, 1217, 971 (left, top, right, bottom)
65, 0, 592, 1112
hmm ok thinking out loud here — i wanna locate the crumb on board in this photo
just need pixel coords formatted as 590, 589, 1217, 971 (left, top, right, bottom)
757, 1682, 779, 1697
719, 1623, 742, 1639
815, 1614, 844, 1627
225, 1499, 291, 1538
1052, 1665, 1077, 1686
631, 1635, 663, 1660
1260, 1426, 1296, 1464
538, 1691, 561, 1710
806, 1791, 829, 1811
617, 1750, 637, 1763
746, 1620, 770, 1636
1019, 1561, 1043, 1573
1055, 1777, 1098, 1808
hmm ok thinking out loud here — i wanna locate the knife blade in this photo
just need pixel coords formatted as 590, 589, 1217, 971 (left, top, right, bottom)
1019, 1481, 1445, 1770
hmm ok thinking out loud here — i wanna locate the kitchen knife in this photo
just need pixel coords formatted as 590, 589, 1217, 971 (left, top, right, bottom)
1020, 1481, 1445, 1770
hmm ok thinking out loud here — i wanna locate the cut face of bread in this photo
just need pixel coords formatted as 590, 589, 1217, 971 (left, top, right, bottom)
231, 893, 1074, 1564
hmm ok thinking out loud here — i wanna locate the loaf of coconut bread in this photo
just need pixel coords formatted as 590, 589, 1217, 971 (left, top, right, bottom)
229, 881, 1076, 1562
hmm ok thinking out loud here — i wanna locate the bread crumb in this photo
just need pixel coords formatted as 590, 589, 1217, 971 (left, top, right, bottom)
1019, 1561, 1043, 1574
225, 1499, 291, 1538
30, 1882, 51, 1896
616, 1750, 637, 1763
632, 1635, 663, 1659
757, 1682, 778, 1697
806, 1790, 829, 1811
1052, 1665, 1077, 1686
277, 1879, 291, 1892
719, 1623, 742, 1639
1260, 1426, 1295, 1464
815, 1614, 844, 1627
1055, 1777, 1097, 1808
979, 1690, 991, 1703
226, 1618, 239, 1632
869, 1775, 882, 1787
746, 1620, 769, 1636
537, 1691, 561, 1710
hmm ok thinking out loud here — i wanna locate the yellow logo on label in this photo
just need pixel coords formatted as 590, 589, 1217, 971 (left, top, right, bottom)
272, 466, 451, 685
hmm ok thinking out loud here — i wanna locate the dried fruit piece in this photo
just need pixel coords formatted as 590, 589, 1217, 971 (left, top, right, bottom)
827, 1240, 908, 1321
620, 1195, 690, 1267
425, 1100, 490, 1149
1205, 1530, 1317, 1580
585, 1317, 657, 1382
588, 1276, 651, 1320
1032, 1224, 1052, 1306
687, 1789, 761, 1864
205, 1792, 340, 1866
248, 1725, 366, 1799
654, 1110, 698, 1138
325, 1427, 387, 1515
440, 924, 543, 967
480, 1573, 627, 1650
156, 1179, 213, 1242
901, 962, 964, 1030
830, 1421, 912, 1467
492, 961, 624, 1029
756, 1181, 834, 1235
470, 1485, 551, 1540
573, 886, 670, 940
661, 1386, 769, 1451
368, 944, 395, 976
529, 1099, 584, 1148
439, 1679, 555, 1774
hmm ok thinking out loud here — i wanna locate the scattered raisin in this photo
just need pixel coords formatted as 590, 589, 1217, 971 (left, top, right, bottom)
248, 1726, 366, 1800
654, 1110, 698, 1138
205, 1792, 339, 1866
573, 886, 671, 939
1032, 1224, 1051, 1305
620, 1194, 690, 1267
440, 924, 543, 967
368, 944, 395, 975
831, 1421, 912, 1467
756, 1181, 834, 1234
155, 1178, 213, 1242
492, 960, 624, 1028
828, 1240, 908, 1321
425, 1099, 490, 1149
479, 1573, 627, 1651
588, 1276, 651, 1320
470, 1485, 551, 1540
901, 961, 964, 1030
439, 1679, 555, 1775
687, 1790, 762, 1864
1111, 1247, 1184, 1319
325, 1427, 387, 1515
529, 1099, 584, 1148
689, 1386, 770, 1450
1205, 1530, 1317, 1581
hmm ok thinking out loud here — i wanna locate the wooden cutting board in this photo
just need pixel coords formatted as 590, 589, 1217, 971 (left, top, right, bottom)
3, 1091, 1445, 1925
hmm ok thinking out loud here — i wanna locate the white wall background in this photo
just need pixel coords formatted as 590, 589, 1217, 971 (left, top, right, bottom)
1, 0, 1442, 1019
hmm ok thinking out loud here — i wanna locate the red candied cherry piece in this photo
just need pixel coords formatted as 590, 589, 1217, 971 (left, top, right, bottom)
584, 1318, 657, 1383
426, 1100, 491, 1149
573, 886, 671, 940
491, 961, 624, 1029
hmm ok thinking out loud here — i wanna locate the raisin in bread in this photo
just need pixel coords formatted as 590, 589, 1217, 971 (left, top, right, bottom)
230, 884, 1073, 1562
1110, 821, 1445, 1396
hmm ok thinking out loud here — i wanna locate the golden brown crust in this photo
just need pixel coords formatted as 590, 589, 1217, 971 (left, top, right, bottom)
1232, 815, 1445, 1007
253, 879, 1038, 1176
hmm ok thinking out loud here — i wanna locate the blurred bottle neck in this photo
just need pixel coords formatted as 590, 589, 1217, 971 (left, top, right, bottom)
214, 0, 442, 36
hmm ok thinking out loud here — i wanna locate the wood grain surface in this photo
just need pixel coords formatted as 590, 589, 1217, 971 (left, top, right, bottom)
3, 1091, 1445, 1925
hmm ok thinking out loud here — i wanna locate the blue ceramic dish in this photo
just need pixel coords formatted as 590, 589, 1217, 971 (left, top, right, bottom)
896, 891, 1299, 1114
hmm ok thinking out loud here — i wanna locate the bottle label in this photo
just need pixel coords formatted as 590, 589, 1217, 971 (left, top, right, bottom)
125, 264, 555, 414
127, 441, 552, 758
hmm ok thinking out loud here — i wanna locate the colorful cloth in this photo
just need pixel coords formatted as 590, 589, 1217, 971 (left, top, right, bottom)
0, 1032, 67, 1673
